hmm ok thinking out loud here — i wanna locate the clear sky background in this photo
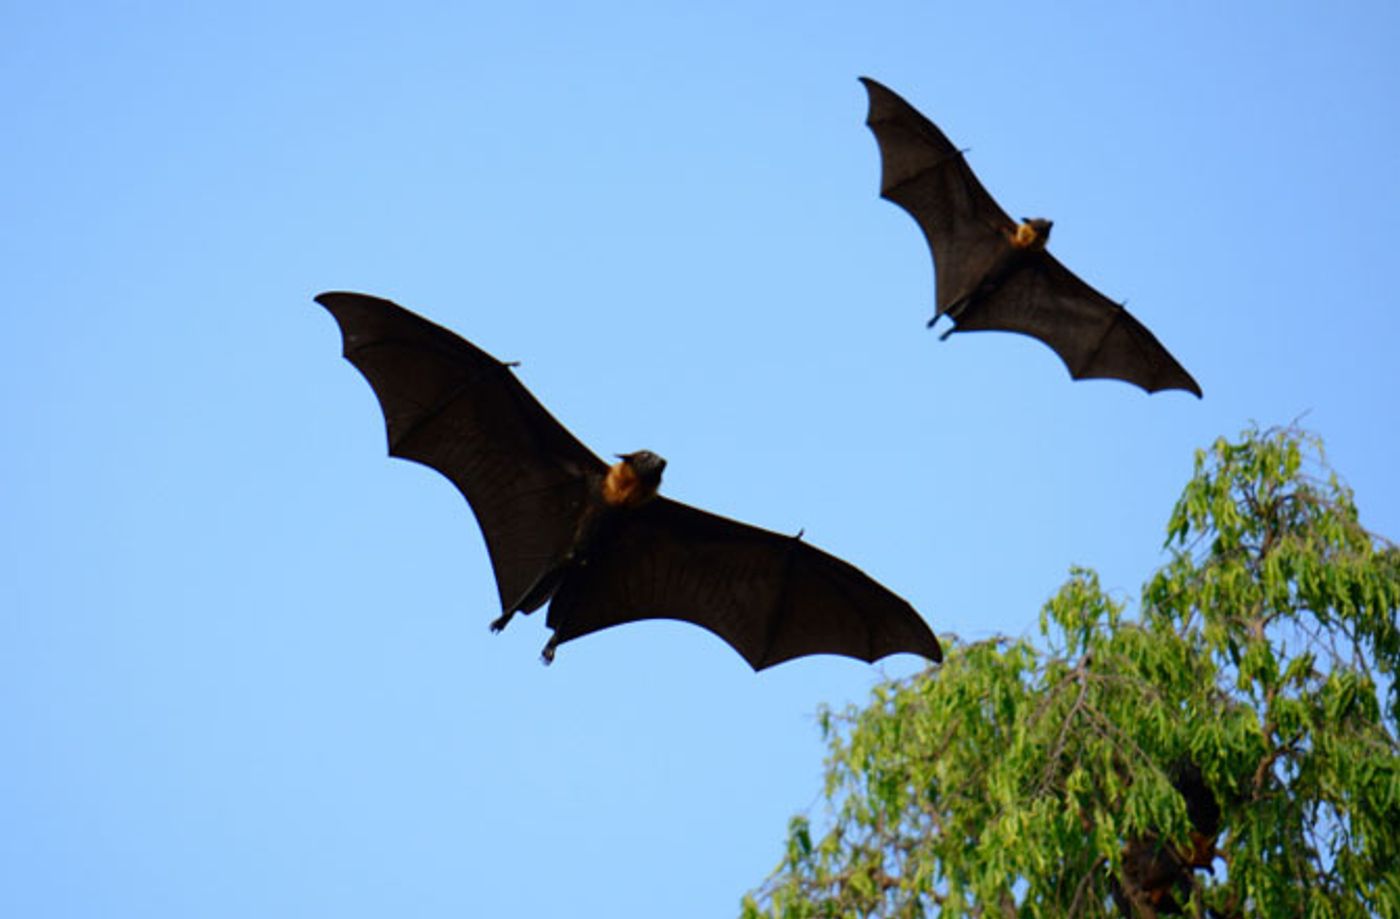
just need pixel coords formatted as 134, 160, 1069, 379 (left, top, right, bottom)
4, 2, 1398, 916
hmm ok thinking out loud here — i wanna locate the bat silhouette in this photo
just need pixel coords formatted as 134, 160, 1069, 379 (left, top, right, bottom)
315, 292, 942, 670
860, 77, 1201, 397
1113, 759, 1223, 916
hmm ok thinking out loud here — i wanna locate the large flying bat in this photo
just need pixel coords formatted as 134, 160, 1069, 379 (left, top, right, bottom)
315, 292, 941, 670
860, 77, 1202, 397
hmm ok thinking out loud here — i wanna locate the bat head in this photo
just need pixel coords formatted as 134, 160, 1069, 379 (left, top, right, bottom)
1020, 217, 1053, 241
617, 450, 667, 489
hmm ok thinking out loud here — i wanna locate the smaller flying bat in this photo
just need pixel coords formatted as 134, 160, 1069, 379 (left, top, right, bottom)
860, 77, 1201, 397
315, 292, 941, 670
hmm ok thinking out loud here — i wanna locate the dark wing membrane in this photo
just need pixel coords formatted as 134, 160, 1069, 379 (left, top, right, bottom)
860, 77, 1016, 316
951, 258, 1202, 396
545, 497, 941, 670
315, 292, 609, 611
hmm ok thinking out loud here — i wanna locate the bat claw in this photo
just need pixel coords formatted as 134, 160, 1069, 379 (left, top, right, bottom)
540, 637, 558, 665
490, 612, 514, 633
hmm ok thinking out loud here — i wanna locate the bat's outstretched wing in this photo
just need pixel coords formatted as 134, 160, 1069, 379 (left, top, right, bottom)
315, 292, 607, 613
545, 498, 942, 670
958, 258, 1204, 396
860, 76, 1015, 317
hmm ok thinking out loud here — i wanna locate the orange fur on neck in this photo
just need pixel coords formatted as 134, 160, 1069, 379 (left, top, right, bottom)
602, 461, 647, 507
1009, 221, 1045, 249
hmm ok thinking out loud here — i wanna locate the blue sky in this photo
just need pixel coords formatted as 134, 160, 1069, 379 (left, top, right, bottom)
4, 2, 1398, 916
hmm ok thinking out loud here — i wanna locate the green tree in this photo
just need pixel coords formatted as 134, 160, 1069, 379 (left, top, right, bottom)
743, 427, 1399, 918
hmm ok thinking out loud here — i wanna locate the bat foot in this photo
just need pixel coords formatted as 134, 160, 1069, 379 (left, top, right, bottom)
540, 637, 558, 665
927, 314, 959, 340
490, 611, 514, 633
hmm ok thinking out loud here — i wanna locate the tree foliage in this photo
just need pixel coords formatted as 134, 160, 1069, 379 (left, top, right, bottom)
743, 427, 1400, 918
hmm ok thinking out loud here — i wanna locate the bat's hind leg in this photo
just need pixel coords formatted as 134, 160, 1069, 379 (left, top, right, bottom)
499, 566, 565, 632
